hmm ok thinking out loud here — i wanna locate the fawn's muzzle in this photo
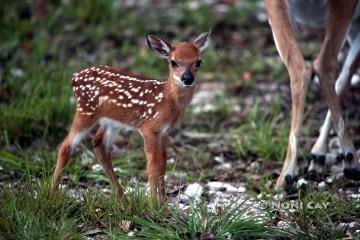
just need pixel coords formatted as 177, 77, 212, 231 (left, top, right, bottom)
181, 71, 194, 86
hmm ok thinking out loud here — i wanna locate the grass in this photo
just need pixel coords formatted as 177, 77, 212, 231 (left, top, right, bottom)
1, 0, 359, 239
0, 178, 291, 239
232, 101, 289, 161
1, 177, 358, 239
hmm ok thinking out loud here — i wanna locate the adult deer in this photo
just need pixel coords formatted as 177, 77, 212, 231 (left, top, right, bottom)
51, 32, 210, 206
265, 0, 360, 190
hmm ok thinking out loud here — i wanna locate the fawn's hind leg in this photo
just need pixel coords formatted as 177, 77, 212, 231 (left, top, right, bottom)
91, 126, 125, 199
52, 114, 93, 192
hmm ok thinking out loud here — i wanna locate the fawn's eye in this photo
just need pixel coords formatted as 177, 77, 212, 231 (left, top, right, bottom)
171, 60, 179, 68
195, 60, 202, 69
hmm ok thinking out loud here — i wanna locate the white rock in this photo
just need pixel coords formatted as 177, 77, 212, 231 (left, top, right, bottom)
208, 181, 224, 190
337, 222, 359, 229
277, 221, 290, 229
237, 186, 246, 193
184, 183, 203, 198
249, 162, 260, 172
325, 176, 334, 184
214, 156, 225, 164
351, 73, 360, 86
273, 193, 285, 201
214, 163, 232, 170
188, 1, 199, 10
226, 184, 239, 192
318, 181, 326, 190
349, 193, 360, 199
10, 68, 24, 77
207, 181, 246, 193
296, 178, 308, 188
349, 222, 359, 228
92, 164, 102, 172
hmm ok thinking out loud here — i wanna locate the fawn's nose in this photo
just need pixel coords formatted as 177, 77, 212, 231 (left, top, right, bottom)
181, 71, 194, 86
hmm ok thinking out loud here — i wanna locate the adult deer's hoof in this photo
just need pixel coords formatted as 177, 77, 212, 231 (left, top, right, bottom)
343, 167, 360, 181
285, 174, 298, 185
308, 154, 325, 178
275, 174, 298, 193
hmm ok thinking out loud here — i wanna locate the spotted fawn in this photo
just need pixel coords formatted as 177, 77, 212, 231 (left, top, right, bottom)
51, 31, 211, 206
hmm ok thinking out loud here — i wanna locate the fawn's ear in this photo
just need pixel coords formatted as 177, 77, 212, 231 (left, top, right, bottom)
193, 31, 211, 53
146, 34, 171, 58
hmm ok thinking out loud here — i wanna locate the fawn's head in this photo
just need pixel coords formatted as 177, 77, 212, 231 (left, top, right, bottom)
146, 31, 211, 87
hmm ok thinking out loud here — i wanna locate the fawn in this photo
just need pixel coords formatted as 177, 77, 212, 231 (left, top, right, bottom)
51, 32, 210, 206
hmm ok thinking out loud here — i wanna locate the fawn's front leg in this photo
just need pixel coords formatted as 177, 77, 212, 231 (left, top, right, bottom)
141, 129, 167, 207
158, 136, 168, 205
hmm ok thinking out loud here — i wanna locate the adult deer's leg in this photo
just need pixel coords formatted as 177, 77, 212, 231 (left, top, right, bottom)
314, 0, 360, 180
91, 126, 125, 199
309, 31, 360, 174
265, 0, 312, 190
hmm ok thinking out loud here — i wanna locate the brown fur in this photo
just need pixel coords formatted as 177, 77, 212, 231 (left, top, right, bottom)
51, 35, 208, 206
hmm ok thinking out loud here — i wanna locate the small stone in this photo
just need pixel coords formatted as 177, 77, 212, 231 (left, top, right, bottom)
214, 156, 225, 164
249, 161, 260, 173
92, 164, 102, 172
349, 193, 360, 199
337, 222, 348, 229
277, 220, 290, 229
318, 181, 326, 190
208, 181, 223, 190
10, 68, 24, 77
273, 193, 285, 201
296, 178, 308, 188
184, 183, 203, 198
207, 181, 245, 193
325, 176, 334, 184
214, 163, 232, 170
237, 186, 246, 193
349, 222, 359, 228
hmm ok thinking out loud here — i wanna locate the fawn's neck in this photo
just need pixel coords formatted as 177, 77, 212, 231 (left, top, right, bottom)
164, 76, 195, 112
